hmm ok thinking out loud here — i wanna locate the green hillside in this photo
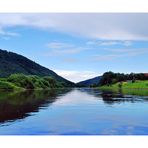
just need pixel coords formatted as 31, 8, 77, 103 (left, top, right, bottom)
0, 49, 74, 87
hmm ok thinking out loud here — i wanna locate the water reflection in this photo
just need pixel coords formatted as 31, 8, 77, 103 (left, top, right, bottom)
0, 88, 148, 135
78, 88, 148, 104
0, 89, 72, 124
101, 89, 148, 104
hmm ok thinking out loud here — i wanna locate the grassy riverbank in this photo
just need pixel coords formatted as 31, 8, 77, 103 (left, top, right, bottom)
99, 80, 148, 96
100, 80, 148, 89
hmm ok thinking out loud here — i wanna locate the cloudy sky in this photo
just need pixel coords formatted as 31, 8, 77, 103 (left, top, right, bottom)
0, 13, 148, 82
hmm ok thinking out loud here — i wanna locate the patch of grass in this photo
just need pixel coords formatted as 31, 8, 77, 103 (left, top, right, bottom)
99, 80, 148, 96
100, 80, 148, 89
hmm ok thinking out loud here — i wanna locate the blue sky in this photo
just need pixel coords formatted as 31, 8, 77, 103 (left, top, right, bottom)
0, 13, 148, 82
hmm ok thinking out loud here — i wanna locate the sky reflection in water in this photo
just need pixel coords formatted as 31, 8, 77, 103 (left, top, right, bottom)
0, 88, 148, 135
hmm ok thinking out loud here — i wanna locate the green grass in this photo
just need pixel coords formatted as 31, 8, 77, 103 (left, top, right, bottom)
100, 80, 148, 89
99, 80, 148, 96
120, 80, 148, 89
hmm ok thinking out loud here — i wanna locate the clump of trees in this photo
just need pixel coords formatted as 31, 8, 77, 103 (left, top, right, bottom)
0, 73, 68, 90
99, 71, 148, 86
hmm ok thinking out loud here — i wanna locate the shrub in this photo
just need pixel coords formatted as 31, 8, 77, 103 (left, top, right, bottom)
7, 74, 35, 89
43, 76, 56, 88
0, 80, 21, 90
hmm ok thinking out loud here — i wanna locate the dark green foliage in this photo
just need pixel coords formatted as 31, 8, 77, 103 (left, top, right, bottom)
7, 74, 35, 89
29, 75, 49, 89
0, 49, 74, 87
0, 81, 21, 90
0, 73, 72, 90
4, 74, 67, 90
43, 76, 56, 88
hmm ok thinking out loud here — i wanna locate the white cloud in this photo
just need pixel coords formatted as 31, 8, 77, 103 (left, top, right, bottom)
46, 41, 74, 49
0, 28, 19, 38
93, 54, 122, 61
100, 41, 132, 46
0, 13, 148, 40
100, 41, 120, 46
86, 40, 132, 46
104, 48, 148, 53
46, 48, 87, 56
50, 48, 85, 55
54, 69, 99, 83
93, 48, 148, 61
46, 41, 89, 56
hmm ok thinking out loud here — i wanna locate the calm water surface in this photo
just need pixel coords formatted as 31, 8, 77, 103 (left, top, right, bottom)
0, 88, 148, 135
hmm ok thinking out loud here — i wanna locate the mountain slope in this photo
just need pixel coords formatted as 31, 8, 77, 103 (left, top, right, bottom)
76, 76, 102, 87
0, 49, 74, 86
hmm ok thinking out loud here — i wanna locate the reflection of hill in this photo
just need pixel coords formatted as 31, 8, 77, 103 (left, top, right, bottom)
0, 89, 71, 124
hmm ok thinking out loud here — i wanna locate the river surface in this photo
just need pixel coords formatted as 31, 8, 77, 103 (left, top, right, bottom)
0, 88, 148, 135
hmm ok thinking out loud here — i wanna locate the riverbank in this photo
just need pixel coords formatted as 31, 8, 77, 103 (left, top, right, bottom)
100, 80, 148, 89
99, 80, 148, 96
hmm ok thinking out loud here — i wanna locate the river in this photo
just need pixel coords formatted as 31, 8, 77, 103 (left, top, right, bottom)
0, 88, 148, 135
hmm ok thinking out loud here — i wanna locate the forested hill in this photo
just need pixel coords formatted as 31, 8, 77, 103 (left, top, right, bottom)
0, 49, 74, 86
76, 76, 102, 87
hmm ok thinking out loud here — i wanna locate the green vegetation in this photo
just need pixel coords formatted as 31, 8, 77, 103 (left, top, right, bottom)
0, 74, 69, 91
0, 80, 22, 90
99, 71, 148, 86
98, 72, 148, 96
99, 80, 148, 96
100, 80, 148, 89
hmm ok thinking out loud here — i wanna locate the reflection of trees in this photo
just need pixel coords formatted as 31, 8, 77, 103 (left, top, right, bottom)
101, 91, 124, 104
101, 90, 143, 104
101, 89, 148, 105
78, 88, 148, 105
0, 89, 71, 124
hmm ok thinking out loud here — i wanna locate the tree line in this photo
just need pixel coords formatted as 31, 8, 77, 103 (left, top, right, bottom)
99, 71, 148, 86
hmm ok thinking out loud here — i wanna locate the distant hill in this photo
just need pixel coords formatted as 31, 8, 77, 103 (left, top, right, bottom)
76, 76, 102, 87
0, 49, 74, 86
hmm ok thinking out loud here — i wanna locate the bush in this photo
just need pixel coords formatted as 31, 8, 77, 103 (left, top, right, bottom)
4, 74, 66, 90
7, 74, 35, 89
43, 76, 56, 88
0, 80, 21, 90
